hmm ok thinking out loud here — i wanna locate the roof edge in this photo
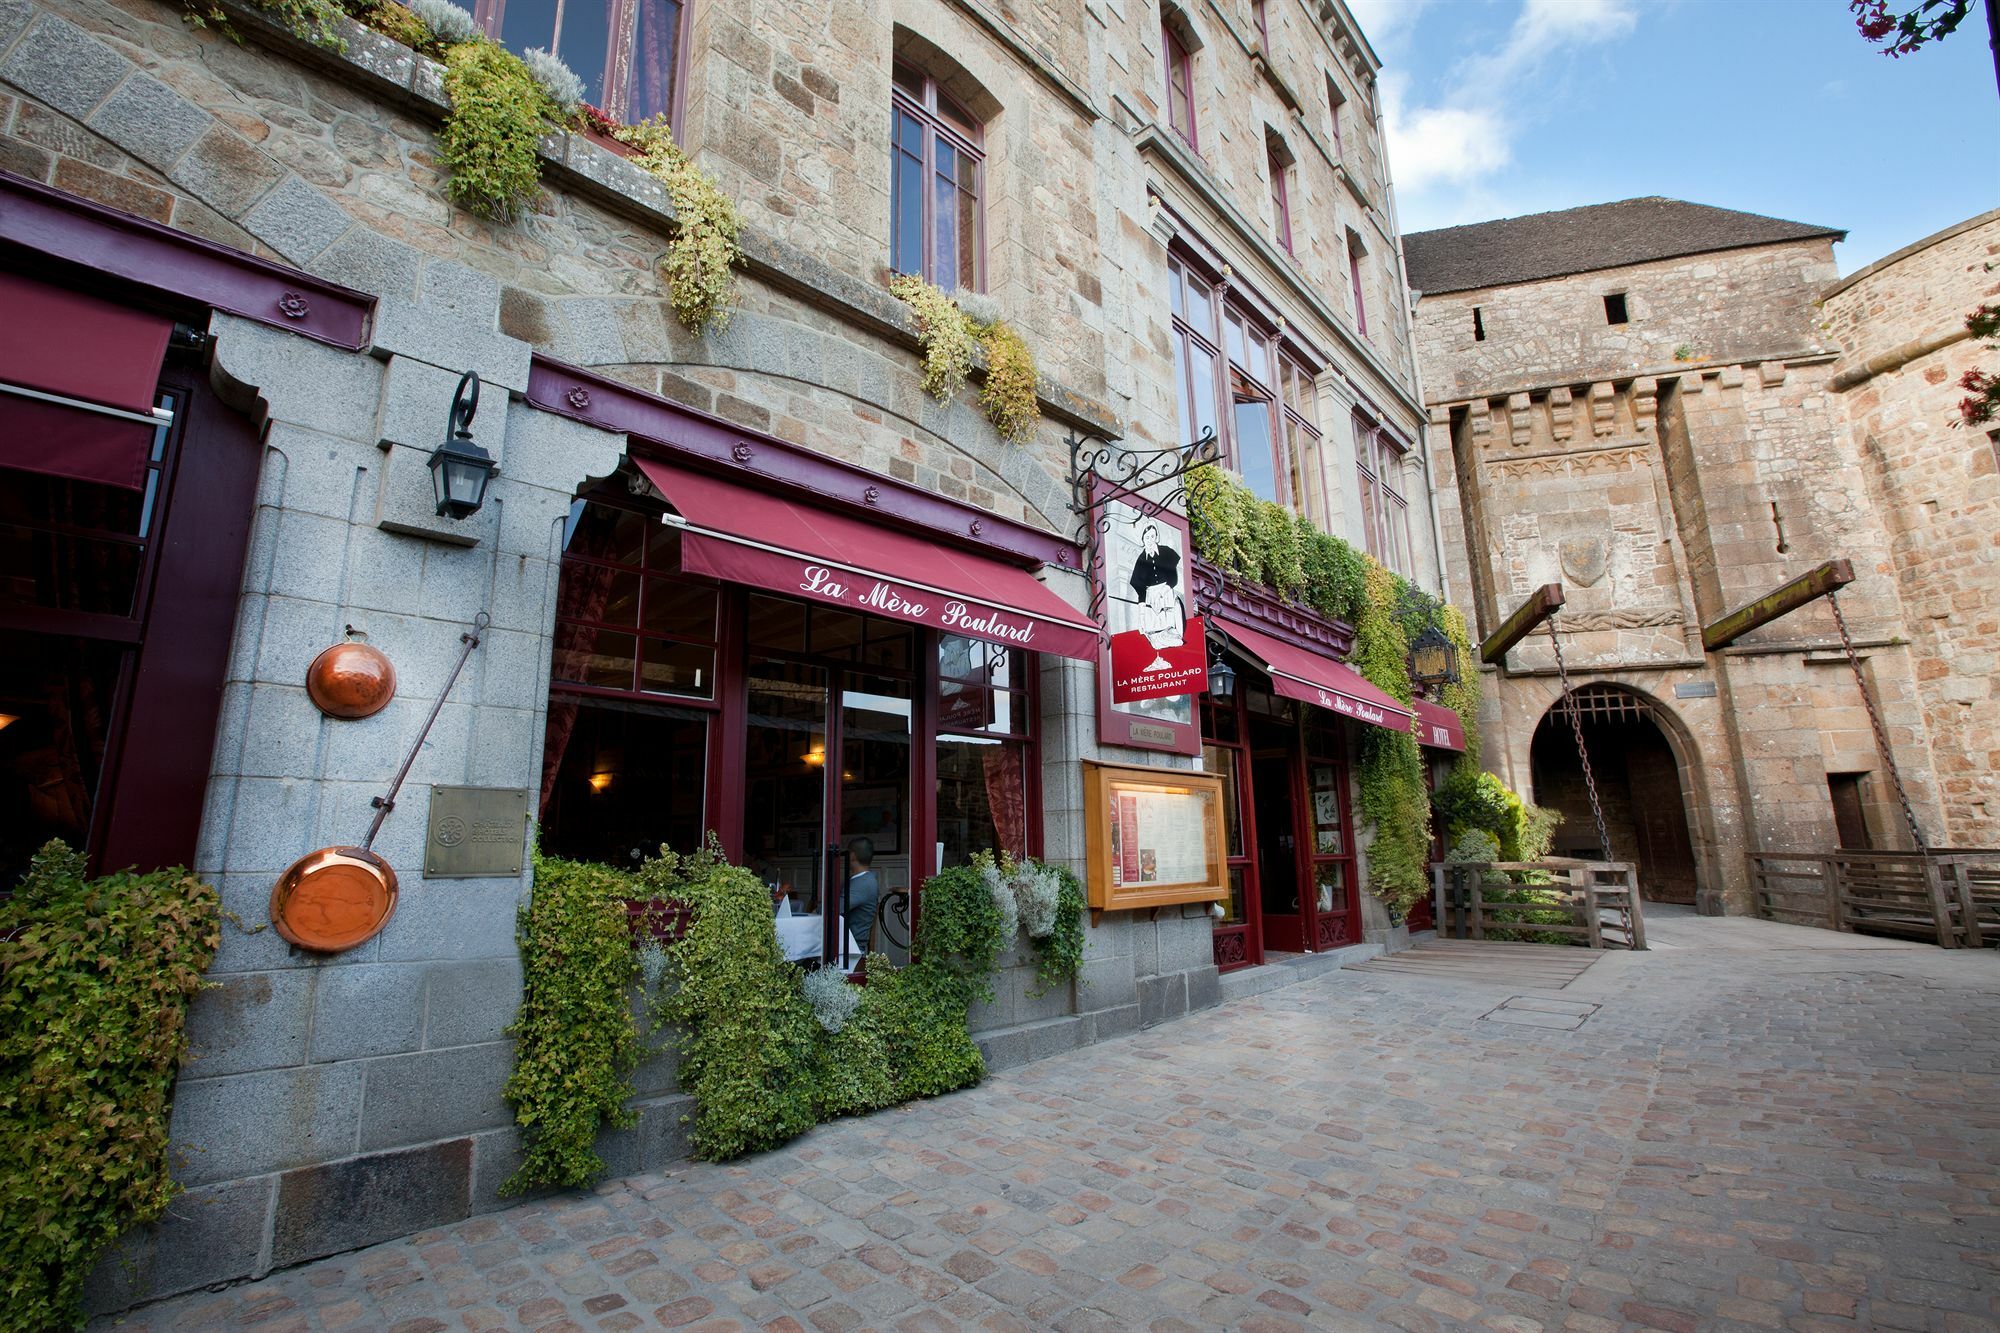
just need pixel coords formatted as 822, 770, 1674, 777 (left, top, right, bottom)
1821, 206, 2000, 302
1412, 231, 1847, 299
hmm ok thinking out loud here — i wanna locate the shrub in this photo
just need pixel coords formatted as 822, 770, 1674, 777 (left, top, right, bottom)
438, 40, 553, 221
803, 965, 861, 1033
616, 118, 743, 333
0, 843, 220, 1329
521, 46, 585, 112
976, 319, 1040, 442
501, 853, 641, 1193
891, 273, 977, 403
405, 0, 478, 42
647, 840, 817, 1161
910, 862, 1007, 1002
808, 991, 897, 1119
855, 956, 984, 1100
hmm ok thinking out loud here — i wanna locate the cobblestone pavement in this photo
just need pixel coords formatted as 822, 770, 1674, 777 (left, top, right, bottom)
103, 911, 2000, 1332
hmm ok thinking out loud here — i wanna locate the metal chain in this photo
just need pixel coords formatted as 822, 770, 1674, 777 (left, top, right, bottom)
1546, 611, 1613, 861
1826, 590, 1927, 849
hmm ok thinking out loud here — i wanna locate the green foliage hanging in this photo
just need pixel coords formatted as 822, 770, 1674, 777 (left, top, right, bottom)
1185, 465, 1366, 623
615, 118, 743, 333
501, 852, 642, 1194
908, 861, 1007, 1003
439, 39, 554, 221
1352, 562, 1432, 918
0, 843, 220, 1331
646, 840, 818, 1161
857, 956, 985, 1100
887, 276, 1043, 442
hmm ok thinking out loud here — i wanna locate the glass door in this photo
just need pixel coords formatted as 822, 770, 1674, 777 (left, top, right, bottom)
1302, 717, 1358, 950
835, 675, 912, 966
1250, 713, 1304, 954
742, 656, 831, 965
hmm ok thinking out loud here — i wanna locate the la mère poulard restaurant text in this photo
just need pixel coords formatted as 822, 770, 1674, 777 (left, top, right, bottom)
0, 178, 1464, 981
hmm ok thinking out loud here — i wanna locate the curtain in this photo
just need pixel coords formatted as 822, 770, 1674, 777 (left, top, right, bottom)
980, 742, 1026, 859
537, 553, 619, 815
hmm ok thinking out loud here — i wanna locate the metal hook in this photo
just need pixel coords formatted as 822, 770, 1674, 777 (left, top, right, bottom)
449, 371, 480, 440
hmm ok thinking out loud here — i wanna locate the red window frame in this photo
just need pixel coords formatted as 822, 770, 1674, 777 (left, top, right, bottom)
1164, 24, 1198, 149
473, 0, 688, 128
890, 65, 985, 292
1268, 144, 1293, 253
1348, 237, 1369, 338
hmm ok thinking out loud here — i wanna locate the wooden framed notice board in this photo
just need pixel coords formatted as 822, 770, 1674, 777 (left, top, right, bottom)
1082, 760, 1227, 915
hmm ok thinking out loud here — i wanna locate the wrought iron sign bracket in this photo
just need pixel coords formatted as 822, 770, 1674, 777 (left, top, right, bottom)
1064, 426, 1220, 630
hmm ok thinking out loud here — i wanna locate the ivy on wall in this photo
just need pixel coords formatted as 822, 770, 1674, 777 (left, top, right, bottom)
1186, 465, 1366, 623
0, 843, 221, 1330
501, 852, 642, 1194
1352, 563, 1432, 917
438, 39, 554, 223
888, 275, 1043, 443
613, 118, 743, 333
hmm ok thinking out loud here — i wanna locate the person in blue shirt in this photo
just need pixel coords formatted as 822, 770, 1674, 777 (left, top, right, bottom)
843, 837, 878, 962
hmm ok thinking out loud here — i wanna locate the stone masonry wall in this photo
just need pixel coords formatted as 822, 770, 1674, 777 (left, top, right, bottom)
0, 0, 1430, 1311
1824, 211, 2000, 846
1417, 232, 1958, 910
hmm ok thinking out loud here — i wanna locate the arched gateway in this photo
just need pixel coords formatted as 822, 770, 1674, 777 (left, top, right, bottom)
1530, 684, 1701, 904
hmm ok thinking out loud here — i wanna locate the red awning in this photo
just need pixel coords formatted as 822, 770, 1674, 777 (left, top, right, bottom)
635, 457, 1100, 661
0, 270, 172, 489
1413, 699, 1467, 751
1216, 618, 1412, 733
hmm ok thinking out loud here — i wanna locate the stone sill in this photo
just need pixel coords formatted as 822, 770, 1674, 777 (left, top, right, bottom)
208, 0, 1122, 440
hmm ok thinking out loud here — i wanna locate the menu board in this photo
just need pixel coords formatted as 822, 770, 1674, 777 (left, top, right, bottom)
1082, 761, 1228, 913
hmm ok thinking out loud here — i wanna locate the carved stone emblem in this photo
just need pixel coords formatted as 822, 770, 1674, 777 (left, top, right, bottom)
1559, 536, 1610, 587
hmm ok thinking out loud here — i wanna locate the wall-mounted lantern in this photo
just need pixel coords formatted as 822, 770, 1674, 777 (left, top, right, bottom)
1408, 622, 1459, 689
1206, 641, 1237, 700
429, 370, 497, 520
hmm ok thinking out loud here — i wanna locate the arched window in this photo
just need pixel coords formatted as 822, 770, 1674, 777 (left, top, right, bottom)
890, 64, 984, 291
475, 0, 686, 126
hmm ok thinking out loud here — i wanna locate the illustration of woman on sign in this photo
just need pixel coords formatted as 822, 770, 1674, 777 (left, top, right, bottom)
1127, 523, 1184, 665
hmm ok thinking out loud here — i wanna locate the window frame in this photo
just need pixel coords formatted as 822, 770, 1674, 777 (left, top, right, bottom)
890, 66, 987, 293
1347, 235, 1369, 338
1251, 0, 1269, 46
1267, 142, 1293, 254
1325, 76, 1346, 161
1353, 415, 1412, 575
1163, 22, 1199, 149
473, 0, 688, 128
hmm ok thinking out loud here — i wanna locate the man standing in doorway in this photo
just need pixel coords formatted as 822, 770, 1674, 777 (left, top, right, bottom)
844, 837, 878, 962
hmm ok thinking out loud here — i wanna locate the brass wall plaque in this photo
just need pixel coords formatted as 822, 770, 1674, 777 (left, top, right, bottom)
424, 785, 529, 879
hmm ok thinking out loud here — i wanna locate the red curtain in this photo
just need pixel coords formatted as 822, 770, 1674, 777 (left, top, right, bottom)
981, 742, 1027, 859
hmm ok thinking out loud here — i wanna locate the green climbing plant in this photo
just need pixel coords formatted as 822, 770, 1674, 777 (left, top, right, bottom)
1185, 464, 1366, 621
1352, 563, 1432, 918
501, 852, 642, 1193
0, 843, 221, 1330
614, 118, 743, 333
888, 275, 1043, 441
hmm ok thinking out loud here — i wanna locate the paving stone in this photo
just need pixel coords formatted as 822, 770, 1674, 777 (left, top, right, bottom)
98, 920, 2000, 1332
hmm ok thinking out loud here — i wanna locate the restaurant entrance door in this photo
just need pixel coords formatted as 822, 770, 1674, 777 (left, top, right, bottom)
1251, 720, 1305, 953
740, 599, 916, 970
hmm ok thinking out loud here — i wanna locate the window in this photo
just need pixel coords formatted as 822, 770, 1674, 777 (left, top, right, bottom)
1267, 141, 1293, 253
1251, 0, 1268, 46
936, 635, 1034, 869
1167, 253, 1325, 513
1472, 306, 1485, 342
1164, 23, 1197, 148
1347, 234, 1368, 338
1354, 415, 1411, 574
890, 65, 984, 291
1604, 292, 1629, 324
1325, 76, 1346, 161
475, 0, 684, 125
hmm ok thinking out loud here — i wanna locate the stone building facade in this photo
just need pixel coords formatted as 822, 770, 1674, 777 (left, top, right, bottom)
1408, 197, 1999, 913
0, 0, 1437, 1311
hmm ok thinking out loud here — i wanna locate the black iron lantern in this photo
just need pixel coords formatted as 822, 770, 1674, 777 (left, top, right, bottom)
1408, 621, 1459, 688
1207, 641, 1237, 699
429, 371, 497, 520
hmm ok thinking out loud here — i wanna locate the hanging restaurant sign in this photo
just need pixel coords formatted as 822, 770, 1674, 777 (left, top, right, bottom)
1103, 493, 1207, 703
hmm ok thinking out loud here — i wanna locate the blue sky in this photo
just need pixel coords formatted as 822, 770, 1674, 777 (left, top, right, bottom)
1354, 0, 1998, 272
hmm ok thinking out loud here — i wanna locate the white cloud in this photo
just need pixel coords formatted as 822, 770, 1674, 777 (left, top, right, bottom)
1381, 0, 1638, 226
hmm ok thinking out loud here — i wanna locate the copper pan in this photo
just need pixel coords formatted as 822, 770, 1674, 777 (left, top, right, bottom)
269, 613, 489, 954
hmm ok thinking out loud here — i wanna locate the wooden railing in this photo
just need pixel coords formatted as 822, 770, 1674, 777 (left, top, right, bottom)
1431, 860, 1647, 950
1747, 849, 1999, 948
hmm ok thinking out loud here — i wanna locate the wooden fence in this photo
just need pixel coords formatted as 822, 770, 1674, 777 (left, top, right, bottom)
1747, 849, 2000, 948
1431, 860, 1647, 950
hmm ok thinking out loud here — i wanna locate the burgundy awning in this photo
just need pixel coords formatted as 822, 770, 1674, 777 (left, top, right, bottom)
1413, 699, 1467, 752
0, 270, 172, 489
1217, 617, 1412, 733
635, 457, 1100, 661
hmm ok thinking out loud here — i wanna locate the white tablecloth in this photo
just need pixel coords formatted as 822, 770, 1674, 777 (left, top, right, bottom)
774, 913, 862, 962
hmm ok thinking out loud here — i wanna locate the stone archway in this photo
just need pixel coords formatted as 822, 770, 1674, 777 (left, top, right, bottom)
1530, 684, 1701, 904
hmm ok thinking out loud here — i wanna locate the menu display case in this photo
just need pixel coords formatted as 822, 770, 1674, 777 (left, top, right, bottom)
1082, 760, 1228, 915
